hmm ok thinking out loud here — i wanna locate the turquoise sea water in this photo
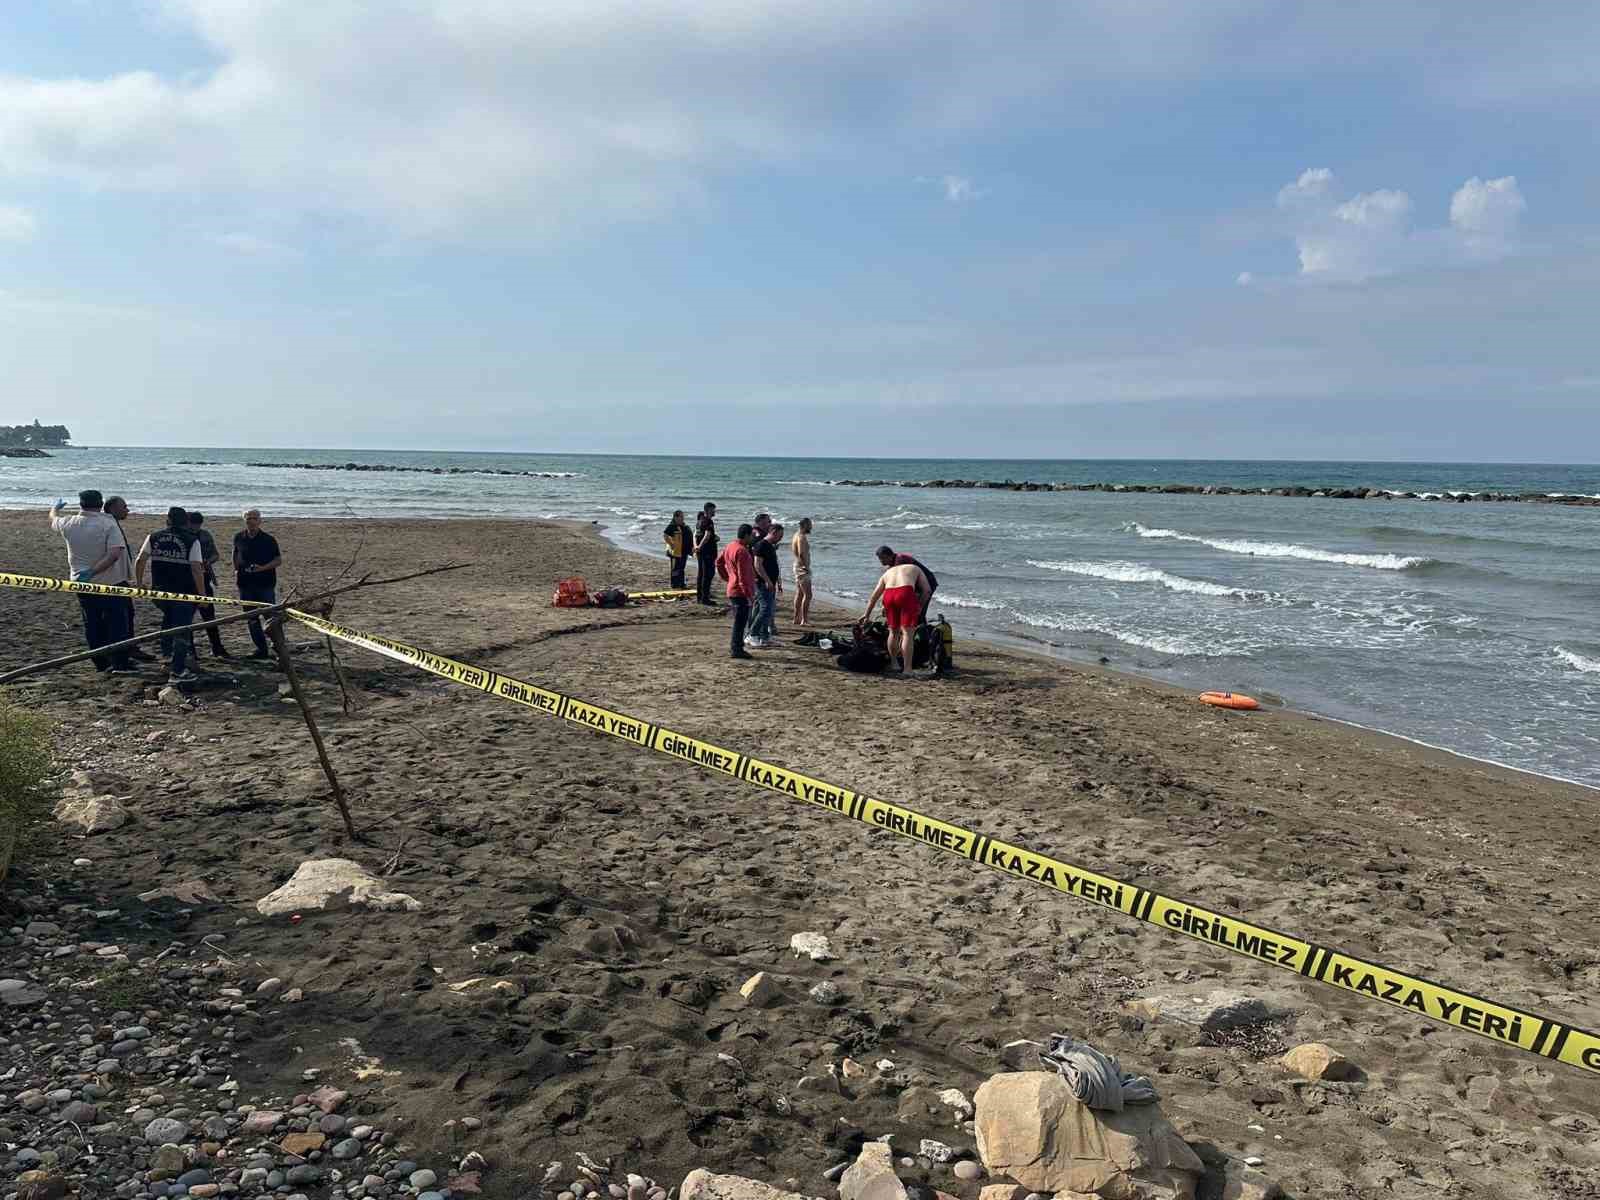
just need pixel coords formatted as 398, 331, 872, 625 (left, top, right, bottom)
5, 449, 1598, 788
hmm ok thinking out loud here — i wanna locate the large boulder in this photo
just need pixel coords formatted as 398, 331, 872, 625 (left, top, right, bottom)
255, 859, 420, 915
1124, 990, 1272, 1034
974, 1072, 1203, 1200
680, 1170, 809, 1200
53, 795, 128, 834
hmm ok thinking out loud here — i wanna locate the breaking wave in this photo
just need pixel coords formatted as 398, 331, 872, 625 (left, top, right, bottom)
1555, 647, 1600, 674
935, 593, 1007, 611
1028, 559, 1281, 601
1009, 612, 1244, 657
1129, 523, 1430, 571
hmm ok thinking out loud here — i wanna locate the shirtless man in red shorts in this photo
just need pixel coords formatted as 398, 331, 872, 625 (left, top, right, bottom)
858, 557, 933, 676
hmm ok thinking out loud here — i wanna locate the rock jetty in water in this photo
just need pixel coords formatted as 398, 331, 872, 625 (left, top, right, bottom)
178, 460, 580, 479
827, 479, 1600, 505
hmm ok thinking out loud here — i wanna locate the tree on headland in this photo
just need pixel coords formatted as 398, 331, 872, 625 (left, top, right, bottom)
0, 421, 72, 447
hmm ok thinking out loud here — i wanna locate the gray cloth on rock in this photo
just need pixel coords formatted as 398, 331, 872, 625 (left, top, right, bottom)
1037, 1034, 1158, 1111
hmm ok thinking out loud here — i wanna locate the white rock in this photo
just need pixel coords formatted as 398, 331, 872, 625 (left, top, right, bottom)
72, 858, 93, 867
938, 1088, 974, 1119
789, 932, 837, 961
255, 859, 421, 915
680, 1169, 808, 1200
53, 795, 129, 834
839, 1141, 908, 1200
158, 686, 186, 707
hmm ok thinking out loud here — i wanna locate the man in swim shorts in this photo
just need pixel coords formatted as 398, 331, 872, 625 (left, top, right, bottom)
859, 556, 932, 675
791, 517, 813, 627
876, 544, 938, 624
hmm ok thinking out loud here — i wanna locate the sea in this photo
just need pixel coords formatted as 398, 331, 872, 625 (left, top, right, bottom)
5, 448, 1599, 790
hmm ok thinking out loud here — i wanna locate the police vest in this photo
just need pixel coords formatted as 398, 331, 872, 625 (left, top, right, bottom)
147, 527, 199, 593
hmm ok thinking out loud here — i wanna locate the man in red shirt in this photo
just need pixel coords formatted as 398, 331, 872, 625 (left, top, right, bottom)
717, 523, 758, 660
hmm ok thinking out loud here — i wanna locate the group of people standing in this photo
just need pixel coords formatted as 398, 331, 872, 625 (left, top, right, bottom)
49, 491, 283, 681
664, 502, 938, 672
663, 505, 814, 659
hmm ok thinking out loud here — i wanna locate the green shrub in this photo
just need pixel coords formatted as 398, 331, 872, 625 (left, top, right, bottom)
0, 696, 56, 884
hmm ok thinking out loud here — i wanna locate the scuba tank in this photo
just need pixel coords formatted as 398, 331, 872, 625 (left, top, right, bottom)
936, 614, 953, 669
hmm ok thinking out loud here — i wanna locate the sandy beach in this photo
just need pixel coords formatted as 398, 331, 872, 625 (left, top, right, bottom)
4, 509, 1600, 1199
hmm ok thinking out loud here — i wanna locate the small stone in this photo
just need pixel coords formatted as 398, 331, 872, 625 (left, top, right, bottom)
1125, 990, 1275, 1033
17, 1171, 69, 1200
285, 1165, 322, 1186
937, 1088, 973, 1119
256, 978, 284, 998
919, 1141, 954, 1164
739, 972, 781, 1007
789, 932, 838, 961
796, 1073, 841, 1095
177, 1171, 213, 1187
189, 1187, 221, 1199
332, 1139, 363, 1160
60, 1100, 99, 1124
151, 1145, 188, 1174
320, 1114, 348, 1134
977, 1188, 1018, 1200
1243, 1157, 1264, 1168
283, 988, 305, 1003
409, 1170, 438, 1190
1279, 1043, 1357, 1083
242, 1110, 283, 1134
309, 1086, 350, 1114
840, 1058, 868, 1080
953, 1162, 984, 1182
146, 1118, 189, 1145
808, 981, 842, 1006
280, 1132, 327, 1157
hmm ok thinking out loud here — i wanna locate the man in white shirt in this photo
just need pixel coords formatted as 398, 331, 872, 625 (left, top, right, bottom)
49, 490, 134, 674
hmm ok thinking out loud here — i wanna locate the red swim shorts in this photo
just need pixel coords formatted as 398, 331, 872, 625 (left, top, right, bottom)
883, 584, 919, 629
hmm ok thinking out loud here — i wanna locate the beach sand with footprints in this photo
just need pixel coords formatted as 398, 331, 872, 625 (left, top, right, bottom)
3, 510, 1600, 1199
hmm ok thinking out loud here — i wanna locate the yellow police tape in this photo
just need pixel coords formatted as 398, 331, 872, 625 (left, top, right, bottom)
6, 571, 1599, 1075
0, 572, 267, 607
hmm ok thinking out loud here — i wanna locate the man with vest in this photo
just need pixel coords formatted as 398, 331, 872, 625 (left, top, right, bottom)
134, 506, 206, 680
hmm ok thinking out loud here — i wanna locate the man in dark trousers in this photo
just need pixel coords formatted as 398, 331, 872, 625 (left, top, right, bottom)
876, 545, 939, 623
716, 523, 757, 660
693, 502, 719, 605
134, 506, 206, 680
105, 496, 157, 662
187, 511, 230, 658
233, 508, 283, 659
48, 489, 135, 674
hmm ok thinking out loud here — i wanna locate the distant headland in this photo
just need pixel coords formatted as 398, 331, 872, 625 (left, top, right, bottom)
0, 421, 71, 457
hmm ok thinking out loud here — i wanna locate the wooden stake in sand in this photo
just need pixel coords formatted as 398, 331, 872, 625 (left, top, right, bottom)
267, 615, 358, 841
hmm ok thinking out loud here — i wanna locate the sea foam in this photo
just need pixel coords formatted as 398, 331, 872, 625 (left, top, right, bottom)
1130, 524, 1430, 570
1555, 646, 1600, 674
1028, 559, 1280, 600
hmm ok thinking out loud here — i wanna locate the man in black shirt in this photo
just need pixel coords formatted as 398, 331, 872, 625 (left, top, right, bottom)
693, 502, 719, 605
747, 523, 783, 648
233, 508, 283, 659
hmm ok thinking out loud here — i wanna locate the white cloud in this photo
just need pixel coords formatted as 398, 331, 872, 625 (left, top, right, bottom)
942, 175, 975, 203
1276, 167, 1333, 208
1268, 169, 1526, 282
0, 204, 38, 243
1235, 271, 1254, 285
0, 4, 1586, 243
204, 231, 300, 258
1449, 175, 1525, 258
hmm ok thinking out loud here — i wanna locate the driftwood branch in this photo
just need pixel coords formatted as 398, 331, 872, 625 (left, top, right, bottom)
0, 563, 470, 685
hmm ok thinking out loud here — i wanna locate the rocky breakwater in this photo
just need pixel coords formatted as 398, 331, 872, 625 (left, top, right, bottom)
829, 479, 1600, 505
176, 462, 579, 479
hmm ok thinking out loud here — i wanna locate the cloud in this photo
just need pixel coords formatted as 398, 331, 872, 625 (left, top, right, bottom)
1269, 169, 1525, 281
1449, 175, 1525, 257
942, 175, 976, 203
0, 204, 38, 243
204, 231, 300, 258
1235, 271, 1254, 286
0, 4, 1589, 242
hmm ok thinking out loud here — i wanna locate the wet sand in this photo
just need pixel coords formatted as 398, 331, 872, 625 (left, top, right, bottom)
3, 509, 1599, 1199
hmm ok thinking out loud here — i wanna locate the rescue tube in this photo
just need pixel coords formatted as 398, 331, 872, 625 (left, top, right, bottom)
1200, 691, 1260, 710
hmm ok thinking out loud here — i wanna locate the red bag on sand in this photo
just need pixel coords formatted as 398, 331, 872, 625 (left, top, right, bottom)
552, 576, 591, 607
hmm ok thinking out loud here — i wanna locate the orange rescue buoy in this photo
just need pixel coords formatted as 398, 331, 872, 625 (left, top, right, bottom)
1200, 691, 1260, 710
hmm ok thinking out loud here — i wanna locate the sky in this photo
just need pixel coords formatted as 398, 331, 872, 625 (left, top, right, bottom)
1, 2, 1597, 460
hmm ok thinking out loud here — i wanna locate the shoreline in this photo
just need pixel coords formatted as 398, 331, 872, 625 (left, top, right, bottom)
592, 517, 1600, 797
